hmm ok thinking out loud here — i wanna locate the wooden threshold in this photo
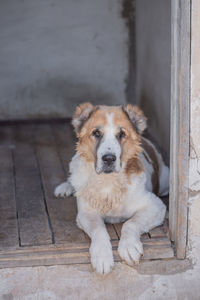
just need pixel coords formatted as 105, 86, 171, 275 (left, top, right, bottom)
0, 224, 174, 268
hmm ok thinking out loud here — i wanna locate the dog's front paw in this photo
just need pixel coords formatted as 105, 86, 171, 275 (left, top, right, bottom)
118, 236, 143, 266
54, 182, 73, 197
90, 240, 114, 275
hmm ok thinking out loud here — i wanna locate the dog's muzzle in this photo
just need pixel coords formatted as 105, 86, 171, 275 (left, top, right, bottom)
101, 153, 116, 173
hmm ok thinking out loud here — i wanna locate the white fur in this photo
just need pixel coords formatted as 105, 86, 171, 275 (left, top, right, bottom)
96, 113, 121, 173
159, 164, 170, 196
55, 150, 167, 274
54, 181, 73, 197
76, 211, 114, 274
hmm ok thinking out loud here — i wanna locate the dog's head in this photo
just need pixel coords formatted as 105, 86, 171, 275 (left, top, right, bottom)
72, 103, 147, 174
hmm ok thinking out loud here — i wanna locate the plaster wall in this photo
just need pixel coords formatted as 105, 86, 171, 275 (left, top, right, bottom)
188, 0, 200, 254
0, 0, 128, 120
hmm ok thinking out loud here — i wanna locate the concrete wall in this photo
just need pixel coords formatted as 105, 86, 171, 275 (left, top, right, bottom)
188, 0, 200, 260
0, 0, 128, 120
135, 0, 171, 160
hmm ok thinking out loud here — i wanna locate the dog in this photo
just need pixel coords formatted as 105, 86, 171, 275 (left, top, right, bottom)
55, 103, 169, 274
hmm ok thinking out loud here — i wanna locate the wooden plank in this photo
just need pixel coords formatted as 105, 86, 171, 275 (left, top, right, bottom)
0, 251, 91, 268
142, 238, 171, 247
170, 0, 190, 258
149, 226, 167, 238
0, 148, 19, 250
113, 223, 122, 238
142, 245, 174, 260
13, 124, 52, 246
106, 224, 119, 240
0, 125, 15, 147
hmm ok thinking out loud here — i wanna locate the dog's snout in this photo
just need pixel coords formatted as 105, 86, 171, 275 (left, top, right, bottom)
102, 154, 116, 165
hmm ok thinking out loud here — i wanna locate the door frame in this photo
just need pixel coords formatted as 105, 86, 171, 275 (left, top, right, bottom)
169, 0, 191, 258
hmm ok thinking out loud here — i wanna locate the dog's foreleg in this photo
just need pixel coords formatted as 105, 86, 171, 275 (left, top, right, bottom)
118, 193, 166, 266
77, 211, 114, 274
54, 180, 74, 197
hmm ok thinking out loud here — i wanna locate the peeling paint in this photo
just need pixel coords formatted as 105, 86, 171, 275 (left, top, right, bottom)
189, 188, 200, 197
189, 156, 200, 191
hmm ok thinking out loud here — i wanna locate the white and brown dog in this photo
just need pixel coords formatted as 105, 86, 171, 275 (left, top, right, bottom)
55, 103, 169, 274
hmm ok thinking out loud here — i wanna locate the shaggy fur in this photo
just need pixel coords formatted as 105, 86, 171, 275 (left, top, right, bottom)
55, 103, 169, 274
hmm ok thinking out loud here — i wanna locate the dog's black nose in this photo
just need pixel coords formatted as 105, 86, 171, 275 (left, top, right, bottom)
102, 154, 116, 165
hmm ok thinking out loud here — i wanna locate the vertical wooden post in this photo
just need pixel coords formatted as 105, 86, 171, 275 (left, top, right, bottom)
169, 0, 191, 258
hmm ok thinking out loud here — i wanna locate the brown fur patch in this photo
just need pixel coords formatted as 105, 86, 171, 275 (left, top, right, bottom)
76, 108, 107, 162
72, 102, 95, 134
112, 108, 142, 166
123, 104, 147, 134
125, 157, 144, 177
141, 137, 160, 195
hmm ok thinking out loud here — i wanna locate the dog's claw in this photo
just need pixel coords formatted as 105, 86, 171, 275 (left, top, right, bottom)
118, 236, 143, 266
54, 182, 73, 197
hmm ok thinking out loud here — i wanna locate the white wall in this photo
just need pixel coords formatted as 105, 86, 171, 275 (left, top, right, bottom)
0, 0, 128, 120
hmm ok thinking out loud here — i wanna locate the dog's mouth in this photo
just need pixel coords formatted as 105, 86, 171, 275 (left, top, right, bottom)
95, 164, 120, 174
102, 166, 115, 174
103, 169, 113, 174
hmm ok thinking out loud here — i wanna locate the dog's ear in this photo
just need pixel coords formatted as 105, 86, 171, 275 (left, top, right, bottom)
123, 104, 147, 134
72, 102, 94, 134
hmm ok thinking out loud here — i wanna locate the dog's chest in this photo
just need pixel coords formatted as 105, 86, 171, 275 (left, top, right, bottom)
76, 171, 128, 214
70, 154, 146, 217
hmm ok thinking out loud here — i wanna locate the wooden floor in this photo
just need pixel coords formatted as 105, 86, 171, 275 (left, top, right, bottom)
0, 121, 174, 268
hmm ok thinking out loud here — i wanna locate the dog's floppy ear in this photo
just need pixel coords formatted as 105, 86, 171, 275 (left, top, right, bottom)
123, 104, 147, 134
72, 102, 94, 134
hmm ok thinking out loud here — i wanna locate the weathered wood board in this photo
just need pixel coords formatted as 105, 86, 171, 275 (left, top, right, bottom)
0, 148, 19, 250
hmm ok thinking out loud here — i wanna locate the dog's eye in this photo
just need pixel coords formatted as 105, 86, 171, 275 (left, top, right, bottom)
92, 129, 102, 138
117, 129, 126, 140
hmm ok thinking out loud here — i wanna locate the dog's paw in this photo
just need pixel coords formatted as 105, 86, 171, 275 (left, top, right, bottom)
54, 182, 73, 197
90, 241, 114, 275
118, 236, 143, 266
